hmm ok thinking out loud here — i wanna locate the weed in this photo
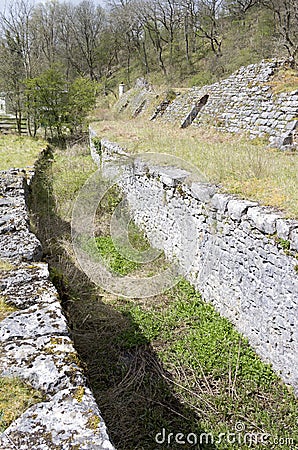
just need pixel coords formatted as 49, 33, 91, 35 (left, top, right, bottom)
91, 137, 102, 154
94, 236, 140, 275
275, 236, 291, 251
0, 296, 17, 321
0, 377, 44, 432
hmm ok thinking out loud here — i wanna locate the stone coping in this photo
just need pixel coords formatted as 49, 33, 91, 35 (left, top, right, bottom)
0, 168, 115, 449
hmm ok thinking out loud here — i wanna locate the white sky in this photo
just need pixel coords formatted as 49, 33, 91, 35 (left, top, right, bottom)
0, 0, 106, 13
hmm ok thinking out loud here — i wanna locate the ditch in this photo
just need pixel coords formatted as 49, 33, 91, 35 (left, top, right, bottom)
28, 143, 298, 450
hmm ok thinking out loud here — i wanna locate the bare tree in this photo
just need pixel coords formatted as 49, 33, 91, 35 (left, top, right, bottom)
195, 0, 225, 57
64, 0, 105, 80
262, 0, 298, 60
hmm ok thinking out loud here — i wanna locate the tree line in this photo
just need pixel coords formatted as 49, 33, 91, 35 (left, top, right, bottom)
0, 0, 297, 141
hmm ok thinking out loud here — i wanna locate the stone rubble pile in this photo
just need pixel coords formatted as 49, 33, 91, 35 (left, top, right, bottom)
0, 169, 115, 449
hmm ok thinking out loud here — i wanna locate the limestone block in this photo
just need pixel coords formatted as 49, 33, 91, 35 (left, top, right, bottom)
290, 228, 298, 251
190, 182, 217, 203
227, 199, 258, 221
276, 219, 298, 241
211, 193, 233, 213
247, 207, 280, 234
0, 302, 69, 342
1, 335, 85, 394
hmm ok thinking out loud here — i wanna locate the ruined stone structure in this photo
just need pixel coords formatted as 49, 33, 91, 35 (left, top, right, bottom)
161, 60, 298, 148
0, 168, 114, 449
91, 138, 298, 395
119, 60, 298, 148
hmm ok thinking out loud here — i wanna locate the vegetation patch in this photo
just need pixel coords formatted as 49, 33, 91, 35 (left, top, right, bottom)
0, 135, 46, 171
0, 259, 15, 271
0, 296, 17, 321
0, 377, 44, 432
268, 68, 298, 94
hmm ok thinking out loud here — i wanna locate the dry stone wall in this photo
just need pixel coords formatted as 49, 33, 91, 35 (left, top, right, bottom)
158, 60, 298, 148
95, 138, 298, 395
0, 168, 115, 449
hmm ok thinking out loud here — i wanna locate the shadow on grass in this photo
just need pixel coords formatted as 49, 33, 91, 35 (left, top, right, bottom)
29, 148, 217, 450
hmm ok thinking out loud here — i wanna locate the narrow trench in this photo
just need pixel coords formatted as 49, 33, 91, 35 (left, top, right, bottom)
28, 145, 298, 450
28, 146, 216, 450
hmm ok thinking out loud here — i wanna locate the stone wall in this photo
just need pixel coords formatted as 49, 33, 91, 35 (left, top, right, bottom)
95, 139, 298, 395
0, 168, 115, 449
156, 60, 298, 148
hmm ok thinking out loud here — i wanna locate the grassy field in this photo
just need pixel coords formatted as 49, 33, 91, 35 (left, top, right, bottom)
0, 135, 46, 170
91, 112, 298, 219
29, 144, 298, 449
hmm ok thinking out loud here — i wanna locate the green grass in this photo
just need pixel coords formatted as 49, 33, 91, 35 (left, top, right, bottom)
0, 135, 46, 170
87, 235, 141, 276
91, 112, 298, 218
0, 377, 44, 432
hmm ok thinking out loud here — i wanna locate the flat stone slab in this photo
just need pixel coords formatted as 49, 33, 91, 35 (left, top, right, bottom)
247, 206, 280, 234
1, 263, 59, 309
0, 302, 69, 342
0, 335, 85, 395
0, 230, 42, 262
0, 169, 115, 448
0, 387, 115, 450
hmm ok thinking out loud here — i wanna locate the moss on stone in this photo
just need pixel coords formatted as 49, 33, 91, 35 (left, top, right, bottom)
0, 376, 44, 432
0, 259, 15, 271
87, 414, 101, 430
74, 386, 85, 403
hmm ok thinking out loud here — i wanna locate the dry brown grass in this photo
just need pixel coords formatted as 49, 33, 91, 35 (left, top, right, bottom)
0, 135, 46, 170
268, 68, 298, 94
0, 377, 44, 432
92, 113, 298, 218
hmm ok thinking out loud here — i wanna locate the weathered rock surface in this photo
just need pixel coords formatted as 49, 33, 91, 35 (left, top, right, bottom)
0, 169, 115, 449
0, 387, 114, 450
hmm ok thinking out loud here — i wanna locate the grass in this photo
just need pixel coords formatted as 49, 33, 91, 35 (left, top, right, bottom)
268, 68, 298, 94
91, 111, 298, 218
0, 377, 44, 432
0, 135, 46, 170
0, 296, 17, 321
28, 144, 298, 449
